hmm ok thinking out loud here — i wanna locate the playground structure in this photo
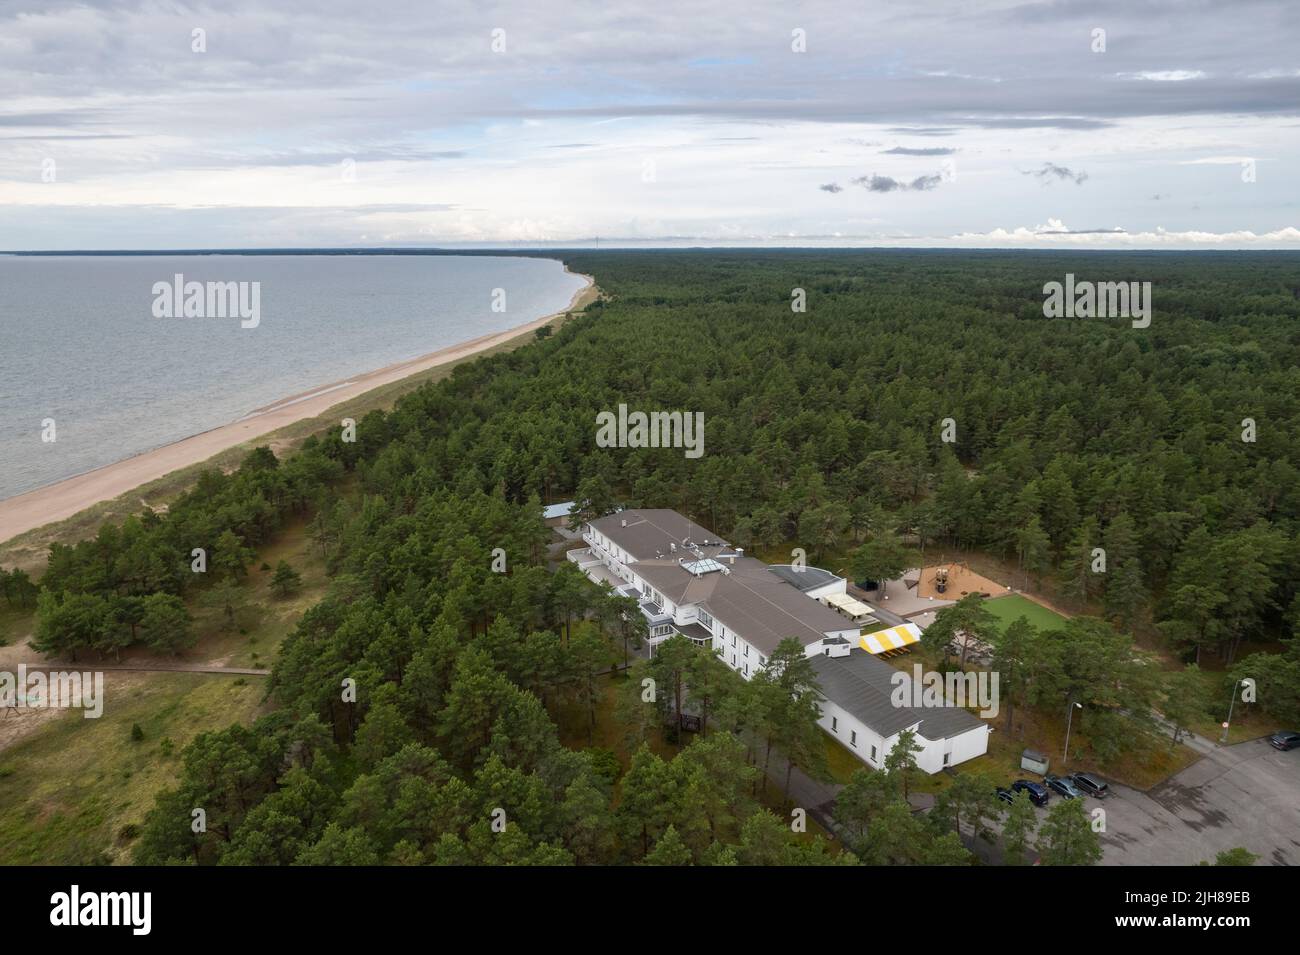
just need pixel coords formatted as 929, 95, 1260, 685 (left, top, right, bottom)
916, 560, 1008, 601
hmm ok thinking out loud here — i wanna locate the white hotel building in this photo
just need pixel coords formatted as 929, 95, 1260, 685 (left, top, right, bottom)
567, 508, 989, 772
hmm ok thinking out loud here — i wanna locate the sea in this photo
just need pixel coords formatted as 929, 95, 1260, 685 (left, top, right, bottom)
0, 253, 586, 500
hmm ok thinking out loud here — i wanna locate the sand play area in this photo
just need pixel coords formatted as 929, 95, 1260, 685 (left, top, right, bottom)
915, 562, 1010, 601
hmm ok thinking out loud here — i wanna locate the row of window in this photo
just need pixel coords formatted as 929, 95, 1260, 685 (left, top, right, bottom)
828, 715, 878, 762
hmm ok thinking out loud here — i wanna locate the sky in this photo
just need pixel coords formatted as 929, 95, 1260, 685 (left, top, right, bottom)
1, 0, 1297, 250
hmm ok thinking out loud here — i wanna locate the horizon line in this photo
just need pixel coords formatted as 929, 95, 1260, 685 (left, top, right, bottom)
6, 245, 1300, 256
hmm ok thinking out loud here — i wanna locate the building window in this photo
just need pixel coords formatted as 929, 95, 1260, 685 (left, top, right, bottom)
943, 752, 951, 766
759, 655, 766, 666
731, 654, 736, 666
742, 644, 748, 658
743, 664, 749, 677
850, 730, 858, 748
730, 634, 736, 647
870, 745, 877, 761
698, 609, 714, 628
831, 717, 838, 733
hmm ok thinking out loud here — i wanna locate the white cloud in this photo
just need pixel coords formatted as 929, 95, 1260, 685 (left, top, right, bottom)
1117, 70, 1208, 82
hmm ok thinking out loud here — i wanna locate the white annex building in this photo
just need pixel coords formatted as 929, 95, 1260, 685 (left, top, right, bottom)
568, 508, 989, 772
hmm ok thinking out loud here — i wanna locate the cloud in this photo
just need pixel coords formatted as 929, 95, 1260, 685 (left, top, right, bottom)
819, 182, 843, 193
882, 146, 956, 156
1, 0, 1295, 247
886, 127, 957, 137
948, 219, 1300, 247
1023, 162, 1088, 185
1118, 70, 1208, 82
850, 173, 943, 192
1179, 156, 1256, 165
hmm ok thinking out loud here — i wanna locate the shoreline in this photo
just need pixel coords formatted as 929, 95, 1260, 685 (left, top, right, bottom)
0, 269, 594, 546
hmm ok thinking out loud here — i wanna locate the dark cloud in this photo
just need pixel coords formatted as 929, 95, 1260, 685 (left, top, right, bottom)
819, 182, 843, 193
1023, 162, 1089, 185
850, 173, 943, 193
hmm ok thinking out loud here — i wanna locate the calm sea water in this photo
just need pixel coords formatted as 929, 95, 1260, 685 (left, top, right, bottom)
0, 254, 586, 500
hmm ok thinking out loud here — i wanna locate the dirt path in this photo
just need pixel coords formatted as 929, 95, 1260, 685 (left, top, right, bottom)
12, 662, 269, 676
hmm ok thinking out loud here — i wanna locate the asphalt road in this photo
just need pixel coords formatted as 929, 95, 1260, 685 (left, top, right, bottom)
1099, 737, 1300, 866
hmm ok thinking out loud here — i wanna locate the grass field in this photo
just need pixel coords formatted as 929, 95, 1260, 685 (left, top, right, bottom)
0, 519, 328, 864
978, 593, 1069, 633
0, 672, 273, 864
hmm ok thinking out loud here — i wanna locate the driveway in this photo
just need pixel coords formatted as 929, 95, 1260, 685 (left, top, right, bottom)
1099, 737, 1300, 865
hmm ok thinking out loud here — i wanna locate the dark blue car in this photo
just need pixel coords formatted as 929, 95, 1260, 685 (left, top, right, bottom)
1269, 730, 1300, 751
1012, 779, 1050, 807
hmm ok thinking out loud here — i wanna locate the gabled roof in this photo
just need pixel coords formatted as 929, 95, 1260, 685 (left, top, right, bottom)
588, 509, 728, 562
810, 650, 986, 742
632, 554, 856, 656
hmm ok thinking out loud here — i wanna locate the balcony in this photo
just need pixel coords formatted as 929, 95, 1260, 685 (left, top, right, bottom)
639, 599, 671, 624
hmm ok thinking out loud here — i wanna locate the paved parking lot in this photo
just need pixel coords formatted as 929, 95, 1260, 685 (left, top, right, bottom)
1098, 738, 1300, 865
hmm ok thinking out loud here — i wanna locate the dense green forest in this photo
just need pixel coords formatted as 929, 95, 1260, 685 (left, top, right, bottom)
7, 250, 1300, 865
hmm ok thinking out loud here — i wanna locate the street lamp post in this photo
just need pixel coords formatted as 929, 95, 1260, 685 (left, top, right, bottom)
1220, 679, 1247, 744
1063, 701, 1083, 764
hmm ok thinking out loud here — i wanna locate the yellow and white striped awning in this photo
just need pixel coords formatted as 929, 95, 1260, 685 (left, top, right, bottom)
859, 623, 921, 654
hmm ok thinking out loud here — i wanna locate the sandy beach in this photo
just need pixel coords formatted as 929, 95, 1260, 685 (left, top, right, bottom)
0, 270, 594, 546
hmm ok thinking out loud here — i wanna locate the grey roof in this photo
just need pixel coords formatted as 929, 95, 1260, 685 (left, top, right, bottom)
767, 564, 842, 592
810, 650, 986, 742
588, 509, 729, 562
674, 622, 713, 642
634, 554, 855, 656
591, 509, 857, 656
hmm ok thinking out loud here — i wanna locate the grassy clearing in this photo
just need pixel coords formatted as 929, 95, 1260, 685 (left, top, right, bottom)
978, 593, 1069, 633
0, 671, 272, 864
0, 519, 330, 865
0, 605, 35, 650
961, 703, 1199, 791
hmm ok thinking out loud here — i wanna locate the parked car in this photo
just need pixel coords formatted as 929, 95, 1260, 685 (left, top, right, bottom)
1069, 771, 1110, 799
1268, 730, 1300, 751
995, 786, 1015, 805
1011, 779, 1049, 807
1045, 773, 1083, 799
